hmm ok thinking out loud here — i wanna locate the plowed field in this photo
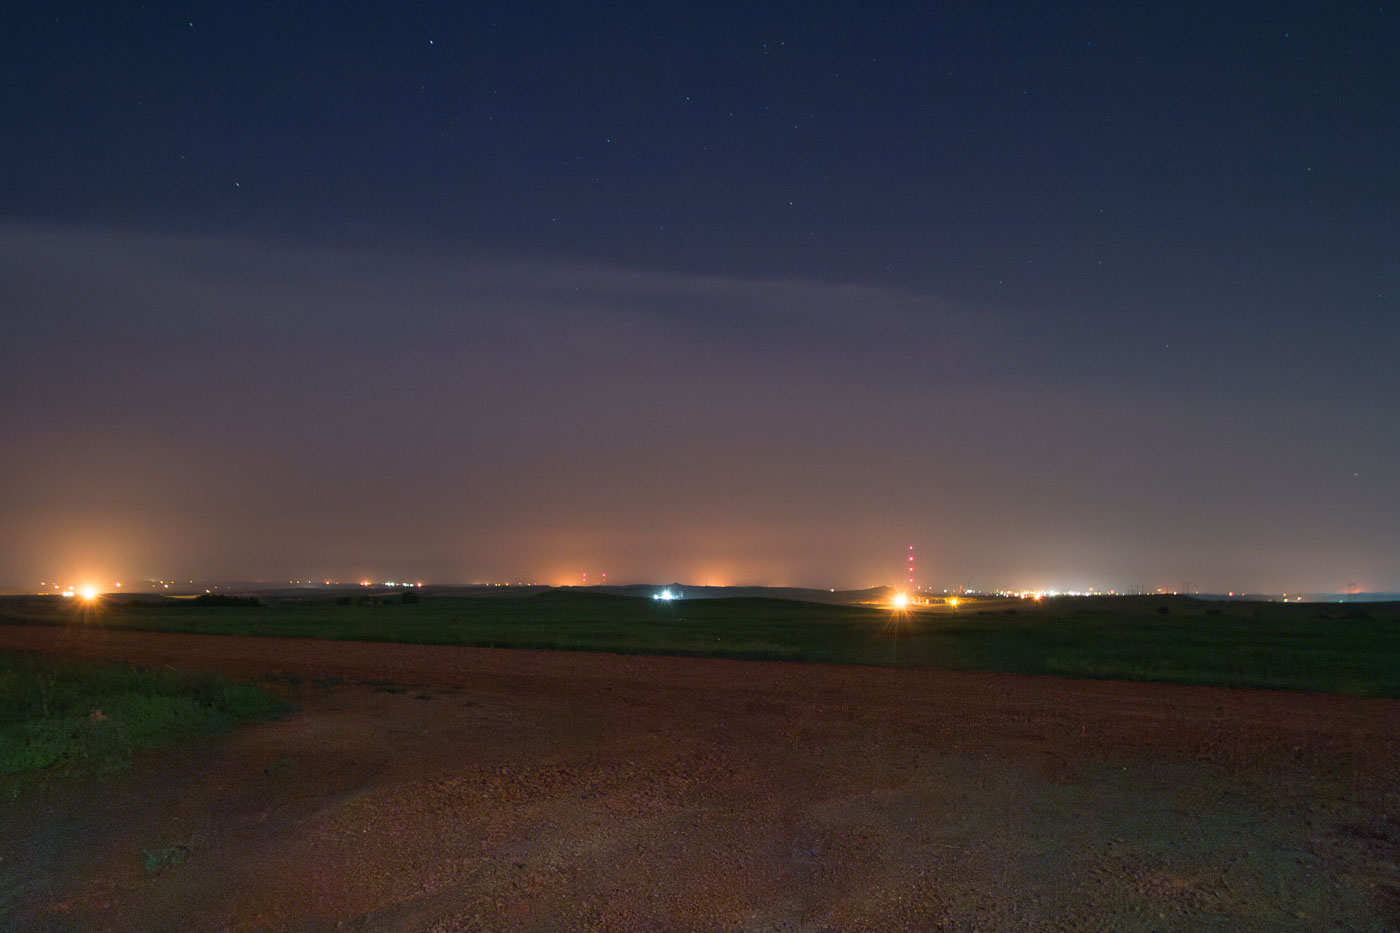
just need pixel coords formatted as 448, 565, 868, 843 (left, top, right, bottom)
3, 625, 1397, 931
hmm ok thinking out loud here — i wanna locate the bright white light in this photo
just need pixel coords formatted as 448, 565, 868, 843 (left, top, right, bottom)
79, 585, 99, 601
654, 589, 675, 601
891, 592, 909, 609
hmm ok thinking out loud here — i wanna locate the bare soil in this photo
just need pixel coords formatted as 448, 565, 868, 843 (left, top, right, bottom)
2, 624, 1398, 932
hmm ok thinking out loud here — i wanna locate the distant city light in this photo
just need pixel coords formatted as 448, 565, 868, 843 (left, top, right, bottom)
653, 589, 676, 601
79, 584, 99, 600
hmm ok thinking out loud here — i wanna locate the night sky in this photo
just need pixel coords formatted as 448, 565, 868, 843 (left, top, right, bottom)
2, 2, 1397, 593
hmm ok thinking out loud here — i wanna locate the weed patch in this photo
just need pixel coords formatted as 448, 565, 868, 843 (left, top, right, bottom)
143, 844, 189, 874
0, 652, 284, 776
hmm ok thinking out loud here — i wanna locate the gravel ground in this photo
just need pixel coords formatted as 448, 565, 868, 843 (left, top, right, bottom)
2, 624, 1397, 932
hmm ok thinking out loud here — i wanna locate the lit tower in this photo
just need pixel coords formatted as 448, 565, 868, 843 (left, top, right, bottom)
907, 545, 916, 591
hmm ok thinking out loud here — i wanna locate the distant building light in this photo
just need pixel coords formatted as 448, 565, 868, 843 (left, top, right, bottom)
654, 589, 676, 601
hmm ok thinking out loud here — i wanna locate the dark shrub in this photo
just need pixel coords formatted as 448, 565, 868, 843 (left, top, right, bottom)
191, 593, 259, 607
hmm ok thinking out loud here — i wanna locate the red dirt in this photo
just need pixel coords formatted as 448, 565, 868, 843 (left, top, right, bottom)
3, 624, 1398, 931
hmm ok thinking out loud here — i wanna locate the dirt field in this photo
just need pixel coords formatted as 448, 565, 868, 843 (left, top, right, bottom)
2, 625, 1398, 932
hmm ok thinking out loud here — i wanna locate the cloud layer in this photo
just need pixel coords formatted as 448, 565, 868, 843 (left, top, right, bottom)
2, 225, 1394, 591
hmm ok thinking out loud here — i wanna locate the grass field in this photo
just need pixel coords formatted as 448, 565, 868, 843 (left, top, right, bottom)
0, 652, 284, 777
2, 592, 1397, 697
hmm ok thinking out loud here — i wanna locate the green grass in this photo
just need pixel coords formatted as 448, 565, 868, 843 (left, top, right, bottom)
0, 652, 285, 776
2, 593, 1398, 697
